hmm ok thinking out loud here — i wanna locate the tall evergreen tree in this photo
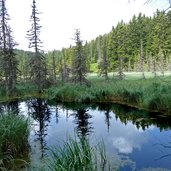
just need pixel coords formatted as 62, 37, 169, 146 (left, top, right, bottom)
98, 36, 109, 80
114, 21, 127, 79
47, 9, 171, 76
97, 36, 102, 66
27, 0, 47, 93
60, 48, 70, 83
0, 0, 18, 96
138, 39, 146, 79
71, 29, 89, 85
158, 47, 166, 76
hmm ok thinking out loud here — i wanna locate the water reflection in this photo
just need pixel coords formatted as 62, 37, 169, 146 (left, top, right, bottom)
59, 102, 171, 170
97, 103, 112, 133
0, 100, 19, 113
59, 103, 93, 137
114, 105, 171, 131
72, 108, 93, 137
28, 98, 51, 158
1, 100, 171, 170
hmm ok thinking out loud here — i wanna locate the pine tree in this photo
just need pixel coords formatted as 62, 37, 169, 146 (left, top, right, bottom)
60, 48, 70, 83
16, 50, 30, 81
27, 0, 47, 93
98, 36, 109, 80
46, 50, 62, 82
158, 48, 165, 76
138, 39, 146, 79
152, 54, 158, 78
0, 0, 18, 96
97, 36, 102, 67
51, 50, 57, 81
71, 29, 89, 85
115, 21, 127, 79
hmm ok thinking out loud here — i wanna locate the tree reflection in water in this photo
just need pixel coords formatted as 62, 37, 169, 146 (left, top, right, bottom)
97, 103, 112, 133
60, 103, 93, 137
72, 108, 93, 137
0, 100, 19, 113
28, 98, 51, 158
1, 98, 171, 170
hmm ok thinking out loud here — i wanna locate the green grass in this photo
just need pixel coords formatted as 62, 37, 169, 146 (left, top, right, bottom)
0, 113, 29, 170
47, 137, 114, 171
16, 81, 37, 97
1, 72, 171, 114
46, 75, 171, 114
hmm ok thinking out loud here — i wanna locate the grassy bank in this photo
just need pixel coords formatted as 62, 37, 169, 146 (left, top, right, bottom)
46, 76, 171, 114
0, 73, 171, 114
0, 113, 29, 170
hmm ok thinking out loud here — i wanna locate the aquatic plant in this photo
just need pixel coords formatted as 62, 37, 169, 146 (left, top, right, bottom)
47, 137, 114, 171
0, 112, 29, 170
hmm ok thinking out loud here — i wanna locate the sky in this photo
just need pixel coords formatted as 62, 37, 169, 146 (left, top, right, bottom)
6, 0, 169, 51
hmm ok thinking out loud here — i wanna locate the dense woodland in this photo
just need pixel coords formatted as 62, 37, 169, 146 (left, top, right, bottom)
15, 10, 171, 82
0, 0, 171, 95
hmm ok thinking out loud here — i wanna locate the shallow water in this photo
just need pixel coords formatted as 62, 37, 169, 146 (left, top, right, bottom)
2, 99, 171, 170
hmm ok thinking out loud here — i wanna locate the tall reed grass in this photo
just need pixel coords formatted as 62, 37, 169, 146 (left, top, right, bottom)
0, 113, 29, 170
1, 75, 170, 114
46, 77, 171, 113
47, 137, 114, 171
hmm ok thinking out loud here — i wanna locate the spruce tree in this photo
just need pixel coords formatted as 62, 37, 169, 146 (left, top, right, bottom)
158, 48, 165, 76
114, 22, 126, 79
71, 29, 89, 85
138, 39, 146, 79
97, 36, 102, 67
98, 36, 109, 80
27, 0, 47, 93
60, 48, 70, 83
0, 0, 18, 96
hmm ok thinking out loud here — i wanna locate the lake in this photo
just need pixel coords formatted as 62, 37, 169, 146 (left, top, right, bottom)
2, 99, 171, 171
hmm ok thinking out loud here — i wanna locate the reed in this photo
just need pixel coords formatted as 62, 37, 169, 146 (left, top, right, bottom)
47, 137, 113, 171
46, 77, 171, 113
0, 112, 29, 170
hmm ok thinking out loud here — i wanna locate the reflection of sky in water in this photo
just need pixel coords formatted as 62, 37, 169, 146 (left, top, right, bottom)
19, 102, 171, 171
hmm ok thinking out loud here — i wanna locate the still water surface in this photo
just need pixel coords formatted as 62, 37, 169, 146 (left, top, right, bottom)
3, 99, 171, 170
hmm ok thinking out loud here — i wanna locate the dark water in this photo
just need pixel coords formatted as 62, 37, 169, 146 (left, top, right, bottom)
2, 99, 171, 171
